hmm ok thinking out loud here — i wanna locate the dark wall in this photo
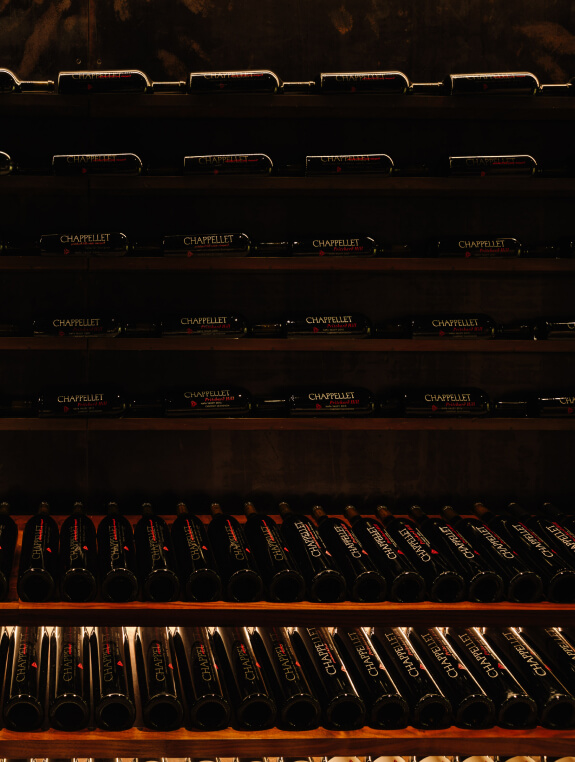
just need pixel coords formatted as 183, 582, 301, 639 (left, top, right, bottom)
2, 0, 575, 83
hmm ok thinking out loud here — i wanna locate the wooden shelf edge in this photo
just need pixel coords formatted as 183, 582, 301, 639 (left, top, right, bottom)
0, 725, 572, 756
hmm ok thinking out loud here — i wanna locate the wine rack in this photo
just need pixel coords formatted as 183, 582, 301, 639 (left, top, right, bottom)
0, 88, 573, 757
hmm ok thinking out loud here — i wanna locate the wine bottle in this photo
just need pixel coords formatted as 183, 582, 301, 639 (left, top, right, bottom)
183, 154, 273, 174
536, 393, 575, 416
484, 626, 575, 728
290, 236, 377, 256
453, 757, 494, 762
413, 757, 451, 762
134, 626, 183, 730
134, 503, 180, 601
0, 502, 17, 600
97, 501, 139, 602
39, 232, 129, 256
17, 501, 59, 602
37, 388, 126, 417
446, 72, 540, 95
408, 505, 504, 602
343, 505, 425, 602
440, 506, 543, 602
249, 625, 321, 730
448, 154, 537, 176
162, 233, 250, 257
375, 505, 466, 602
310, 505, 387, 601
407, 627, 496, 728
288, 387, 375, 416
507, 502, 575, 574
52, 153, 143, 175
211, 626, 276, 729
171, 626, 231, 730
92, 626, 136, 730
444, 626, 537, 728
520, 626, 575, 694
48, 626, 90, 731
332, 625, 410, 728
164, 386, 252, 416
305, 154, 394, 175
400, 388, 491, 416
188, 70, 280, 93
535, 318, 575, 339
365, 756, 410, 762
410, 314, 498, 338
542, 501, 575, 534
435, 237, 521, 257
243, 502, 305, 602
206, 503, 263, 601
369, 626, 453, 728
160, 315, 248, 337
170, 502, 221, 601
289, 625, 366, 730
0, 151, 13, 175
277, 501, 346, 602
0, 68, 54, 92
33, 317, 122, 337
58, 69, 151, 94
284, 314, 371, 337
319, 71, 409, 93
59, 502, 98, 602
3, 625, 48, 731
473, 501, 575, 603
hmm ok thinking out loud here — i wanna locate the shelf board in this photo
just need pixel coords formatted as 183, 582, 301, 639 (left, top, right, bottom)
1, 92, 574, 120
0, 256, 88, 270
0, 725, 572, 756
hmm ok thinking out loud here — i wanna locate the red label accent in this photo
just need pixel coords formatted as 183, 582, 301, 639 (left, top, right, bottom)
81, 167, 88, 174
431, 404, 438, 411
87, 83, 93, 90
169, 663, 174, 669
78, 663, 83, 669
117, 660, 123, 667
316, 403, 322, 409
187, 250, 193, 257
336, 166, 341, 173
465, 251, 471, 257
63, 248, 70, 255
190, 400, 197, 407
32, 662, 37, 668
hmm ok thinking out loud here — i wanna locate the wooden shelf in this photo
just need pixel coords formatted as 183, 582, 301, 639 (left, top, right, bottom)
0, 725, 573, 756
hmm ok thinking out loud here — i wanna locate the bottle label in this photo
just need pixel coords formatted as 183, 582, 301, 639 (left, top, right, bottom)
508, 521, 555, 558
454, 629, 502, 679
540, 320, 575, 339
474, 523, 516, 559
306, 627, 338, 676
438, 523, 477, 560
403, 388, 490, 416
537, 394, 575, 416
164, 387, 251, 416
397, 524, 432, 563
183, 154, 272, 174
189, 70, 280, 93
346, 628, 385, 678
436, 238, 520, 257
40, 232, 128, 256
365, 521, 399, 559
286, 314, 370, 336
382, 629, 423, 678
449, 72, 538, 95
291, 236, 376, 256
293, 519, 325, 558
306, 154, 394, 175
52, 153, 142, 175
33, 317, 121, 337
39, 390, 125, 417
418, 630, 466, 679
162, 233, 250, 257
411, 315, 496, 337
448, 155, 536, 176
58, 70, 149, 93
320, 71, 409, 94
501, 630, 548, 676
161, 315, 247, 336
289, 388, 375, 416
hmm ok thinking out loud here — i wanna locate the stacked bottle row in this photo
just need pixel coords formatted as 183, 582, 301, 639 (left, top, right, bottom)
2, 234, 572, 259
4, 499, 575, 604
3, 624, 575, 733
3, 314, 574, 340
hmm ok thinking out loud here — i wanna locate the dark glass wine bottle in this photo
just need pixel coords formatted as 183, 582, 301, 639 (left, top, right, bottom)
134, 502, 180, 602
211, 626, 276, 729
243, 502, 305, 602
249, 625, 321, 730
305, 153, 394, 175
448, 154, 537, 176
188, 70, 280, 93
17, 501, 59, 602
206, 503, 263, 602
134, 626, 183, 730
171, 625, 231, 730
284, 314, 371, 337
447, 72, 539, 95
311, 505, 386, 601
3, 625, 48, 731
48, 626, 90, 731
288, 387, 375, 416
444, 626, 537, 728
183, 153, 273, 174
542, 501, 575, 534
408, 627, 496, 728
375, 505, 465, 602
473, 501, 575, 603
171, 502, 222, 601
277, 501, 346, 602
0, 502, 17, 600
0, 151, 13, 175
97, 501, 139, 602
520, 626, 575, 695
58, 69, 151, 94
370, 626, 453, 729
39, 232, 129, 257
0, 67, 54, 92
343, 505, 425, 602
440, 505, 543, 602
289, 625, 366, 730
484, 626, 575, 728
332, 626, 410, 728
92, 626, 136, 730
319, 71, 409, 93
162, 234, 251, 257
59, 501, 98, 602
507, 502, 575, 577
408, 505, 504, 602
37, 388, 126, 417
52, 152, 143, 176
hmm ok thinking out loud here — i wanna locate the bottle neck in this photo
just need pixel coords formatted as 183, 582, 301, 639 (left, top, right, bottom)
176, 502, 189, 517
